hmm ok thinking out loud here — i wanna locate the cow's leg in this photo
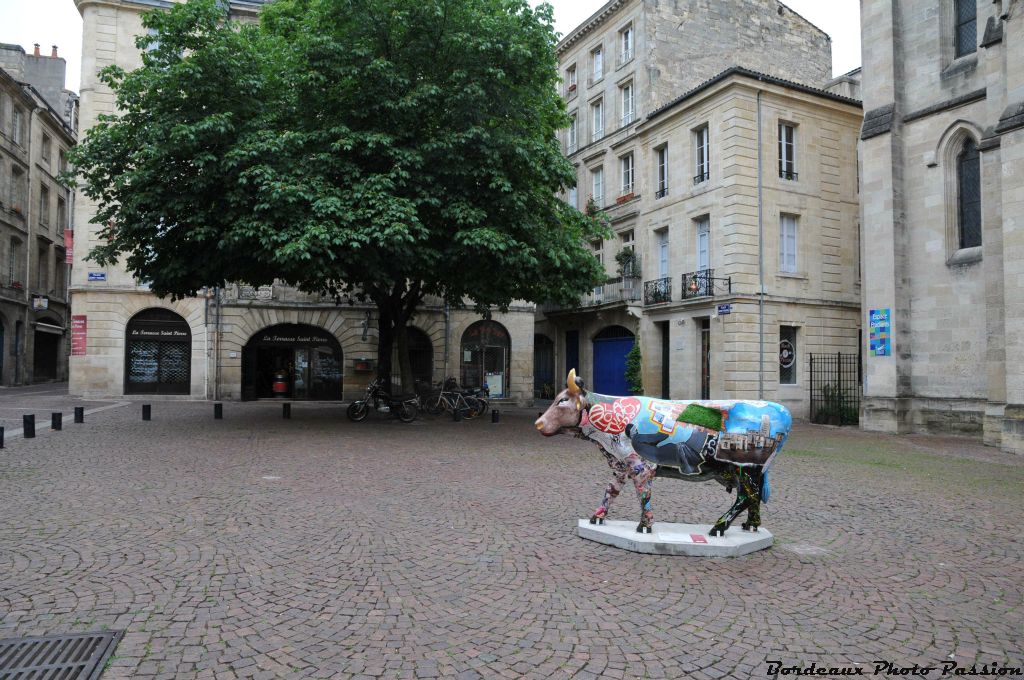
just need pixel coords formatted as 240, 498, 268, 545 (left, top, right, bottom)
710, 467, 759, 536
742, 470, 763, 531
628, 453, 656, 534
591, 451, 629, 525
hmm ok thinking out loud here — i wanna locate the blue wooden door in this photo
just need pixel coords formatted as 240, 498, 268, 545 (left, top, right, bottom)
593, 335, 634, 395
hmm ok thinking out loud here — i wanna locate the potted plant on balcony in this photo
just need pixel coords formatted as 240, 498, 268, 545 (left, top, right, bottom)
615, 248, 640, 279
615, 192, 635, 204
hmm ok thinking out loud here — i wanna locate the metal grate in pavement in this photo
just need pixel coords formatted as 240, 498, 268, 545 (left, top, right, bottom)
0, 631, 124, 679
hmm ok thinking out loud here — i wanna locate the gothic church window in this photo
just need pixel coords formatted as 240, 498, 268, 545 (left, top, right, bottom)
957, 139, 981, 249
954, 0, 976, 57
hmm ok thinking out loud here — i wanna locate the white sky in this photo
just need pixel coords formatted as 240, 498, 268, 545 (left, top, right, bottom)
0, 0, 859, 94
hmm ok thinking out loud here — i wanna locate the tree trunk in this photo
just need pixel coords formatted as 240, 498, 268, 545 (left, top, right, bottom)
375, 305, 395, 389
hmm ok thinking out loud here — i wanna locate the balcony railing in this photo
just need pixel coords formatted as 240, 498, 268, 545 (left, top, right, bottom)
644, 277, 672, 305
585, 276, 641, 306
779, 170, 799, 181
680, 268, 731, 300
693, 172, 710, 185
655, 186, 668, 199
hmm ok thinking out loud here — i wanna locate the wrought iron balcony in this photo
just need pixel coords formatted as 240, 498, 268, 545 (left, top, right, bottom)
693, 172, 710, 185
680, 269, 731, 300
655, 186, 669, 199
644, 277, 672, 305
779, 169, 799, 181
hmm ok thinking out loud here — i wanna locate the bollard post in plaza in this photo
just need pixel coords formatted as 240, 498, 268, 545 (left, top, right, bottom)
214, 403, 223, 419
74, 407, 84, 423
51, 413, 62, 431
283, 403, 291, 419
453, 404, 462, 421
23, 415, 35, 439
491, 409, 500, 424
0, 426, 4, 449
142, 404, 151, 421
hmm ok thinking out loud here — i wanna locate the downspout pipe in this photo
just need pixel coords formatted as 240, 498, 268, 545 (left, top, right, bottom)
757, 88, 764, 400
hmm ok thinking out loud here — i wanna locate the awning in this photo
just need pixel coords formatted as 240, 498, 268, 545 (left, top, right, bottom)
33, 322, 65, 335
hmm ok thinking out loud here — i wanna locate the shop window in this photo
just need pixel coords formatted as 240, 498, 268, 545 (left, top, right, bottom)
460, 320, 510, 398
125, 308, 191, 395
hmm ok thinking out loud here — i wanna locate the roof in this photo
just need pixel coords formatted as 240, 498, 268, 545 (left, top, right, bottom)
644, 66, 862, 125
557, 0, 832, 56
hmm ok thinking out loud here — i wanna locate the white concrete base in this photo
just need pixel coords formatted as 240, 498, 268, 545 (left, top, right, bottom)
576, 519, 773, 557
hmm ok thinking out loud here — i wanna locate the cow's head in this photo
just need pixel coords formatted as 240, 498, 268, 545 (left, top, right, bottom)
535, 369, 589, 436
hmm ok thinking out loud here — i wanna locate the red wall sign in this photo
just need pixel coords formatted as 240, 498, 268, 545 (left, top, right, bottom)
71, 315, 87, 356
64, 230, 73, 264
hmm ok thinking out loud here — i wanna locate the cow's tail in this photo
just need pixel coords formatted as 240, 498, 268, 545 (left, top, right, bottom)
760, 470, 771, 503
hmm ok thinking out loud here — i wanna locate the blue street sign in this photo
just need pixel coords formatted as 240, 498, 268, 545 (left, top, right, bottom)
87, 272, 106, 282
716, 304, 732, 315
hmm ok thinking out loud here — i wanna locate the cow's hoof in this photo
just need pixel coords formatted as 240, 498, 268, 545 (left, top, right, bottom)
742, 523, 759, 532
590, 516, 605, 525
589, 517, 597, 524
709, 525, 728, 536
636, 524, 652, 534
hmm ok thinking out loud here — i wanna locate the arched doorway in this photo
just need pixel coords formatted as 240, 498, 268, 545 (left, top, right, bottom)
533, 334, 555, 399
392, 327, 433, 392
241, 323, 343, 400
461, 320, 510, 398
592, 325, 635, 395
32, 317, 63, 382
125, 308, 191, 394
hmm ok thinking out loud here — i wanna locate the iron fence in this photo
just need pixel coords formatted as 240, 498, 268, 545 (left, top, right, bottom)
809, 352, 861, 426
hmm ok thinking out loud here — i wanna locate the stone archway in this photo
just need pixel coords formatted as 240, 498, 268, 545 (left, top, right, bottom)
460, 320, 511, 397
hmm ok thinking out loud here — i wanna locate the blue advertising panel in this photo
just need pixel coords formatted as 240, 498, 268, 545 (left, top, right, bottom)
869, 308, 891, 357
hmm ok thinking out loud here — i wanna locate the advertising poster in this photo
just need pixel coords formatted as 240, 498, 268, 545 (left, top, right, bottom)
869, 308, 891, 356
71, 315, 87, 356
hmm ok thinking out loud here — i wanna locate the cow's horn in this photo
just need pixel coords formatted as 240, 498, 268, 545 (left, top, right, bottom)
567, 369, 580, 395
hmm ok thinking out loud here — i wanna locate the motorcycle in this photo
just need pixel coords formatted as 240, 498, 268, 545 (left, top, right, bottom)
346, 379, 419, 423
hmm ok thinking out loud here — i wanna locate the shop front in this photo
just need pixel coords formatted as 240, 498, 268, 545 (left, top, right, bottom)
460, 320, 511, 398
125, 308, 192, 395
241, 323, 343, 400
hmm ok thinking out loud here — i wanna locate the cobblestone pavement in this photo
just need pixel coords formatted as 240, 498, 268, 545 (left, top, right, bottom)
0, 382, 119, 431
0, 401, 1021, 679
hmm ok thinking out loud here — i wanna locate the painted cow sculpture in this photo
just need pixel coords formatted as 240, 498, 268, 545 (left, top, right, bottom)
535, 370, 792, 536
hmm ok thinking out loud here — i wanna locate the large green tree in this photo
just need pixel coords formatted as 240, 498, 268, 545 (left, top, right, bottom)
72, 0, 606, 388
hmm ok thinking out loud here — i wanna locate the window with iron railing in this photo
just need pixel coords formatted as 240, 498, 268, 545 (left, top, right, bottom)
620, 24, 633, 63
620, 82, 634, 127
694, 125, 709, 184
779, 123, 797, 181
591, 99, 604, 142
656, 145, 668, 198
644, 277, 672, 305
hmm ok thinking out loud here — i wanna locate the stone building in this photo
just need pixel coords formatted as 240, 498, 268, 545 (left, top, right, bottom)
70, 0, 535, 403
0, 43, 77, 386
859, 0, 1024, 453
536, 0, 863, 419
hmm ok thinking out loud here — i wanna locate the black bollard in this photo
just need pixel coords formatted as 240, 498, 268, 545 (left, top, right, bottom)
0, 426, 4, 449
23, 415, 35, 438
491, 409, 500, 424
74, 407, 84, 423
453, 405, 462, 422
214, 403, 223, 419
51, 413, 62, 431
283, 403, 291, 419
142, 404, 151, 421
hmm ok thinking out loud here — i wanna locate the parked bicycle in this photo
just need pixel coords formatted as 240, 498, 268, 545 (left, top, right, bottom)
422, 378, 486, 419
347, 379, 419, 423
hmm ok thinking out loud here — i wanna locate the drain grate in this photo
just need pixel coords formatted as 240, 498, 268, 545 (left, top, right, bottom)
0, 630, 124, 679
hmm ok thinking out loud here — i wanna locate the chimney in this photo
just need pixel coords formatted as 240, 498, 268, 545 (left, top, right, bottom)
51, 45, 58, 58
33, 43, 40, 56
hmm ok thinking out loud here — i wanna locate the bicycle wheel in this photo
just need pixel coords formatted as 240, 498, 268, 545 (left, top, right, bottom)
397, 402, 418, 423
475, 396, 489, 416
462, 396, 481, 419
423, 393, 444, 416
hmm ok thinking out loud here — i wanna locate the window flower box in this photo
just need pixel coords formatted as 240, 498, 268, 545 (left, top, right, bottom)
616, 192, 635, 204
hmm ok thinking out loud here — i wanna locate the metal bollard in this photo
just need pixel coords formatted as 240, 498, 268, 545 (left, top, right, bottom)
453, 405, 462, 422
74, 407, 84, 423
51, 413, 62, 431
214, 403, 223, 419
142, 404, 151, 421
491, 409, 500, 424
23, 415, 35, 438
0, 426, 4, 449
283, 403, 291, 419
